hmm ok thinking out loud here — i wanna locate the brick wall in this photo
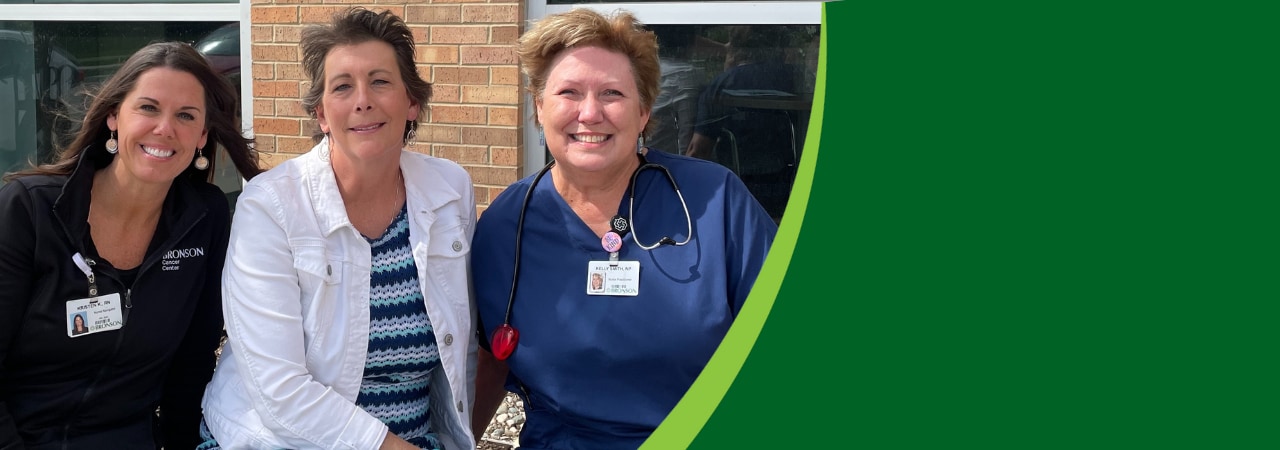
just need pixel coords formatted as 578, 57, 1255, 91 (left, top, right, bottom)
249, 1, 523, 213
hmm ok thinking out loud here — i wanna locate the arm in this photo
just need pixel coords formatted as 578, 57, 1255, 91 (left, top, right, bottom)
0, 182, 38, 448
471, 348, 509, 443
723, 172, 779, 313
219, 184, 387, 449
158, 190, 229, 449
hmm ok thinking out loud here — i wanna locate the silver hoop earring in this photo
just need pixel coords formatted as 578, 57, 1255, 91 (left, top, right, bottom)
193, 146, 210, 170
105, 131, 118, 154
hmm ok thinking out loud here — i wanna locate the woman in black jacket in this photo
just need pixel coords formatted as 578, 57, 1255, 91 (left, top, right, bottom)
0, 41, 260, 449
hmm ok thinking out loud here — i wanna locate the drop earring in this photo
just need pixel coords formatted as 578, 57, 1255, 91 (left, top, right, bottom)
404, 123, 417, 146
193, 146, 209, 170
105, 131, 118, 154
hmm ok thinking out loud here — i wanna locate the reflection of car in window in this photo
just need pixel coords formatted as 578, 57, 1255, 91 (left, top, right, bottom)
0, 30, 85, 101
0, 30, 86, 172
195, 23, 240, 93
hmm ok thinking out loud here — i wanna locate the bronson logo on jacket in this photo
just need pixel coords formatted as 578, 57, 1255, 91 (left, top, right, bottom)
161, 247, 205, 271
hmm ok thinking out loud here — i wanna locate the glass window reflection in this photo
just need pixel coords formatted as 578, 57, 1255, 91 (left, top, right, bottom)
646, 24, 819, 221
0, 20, 241, 197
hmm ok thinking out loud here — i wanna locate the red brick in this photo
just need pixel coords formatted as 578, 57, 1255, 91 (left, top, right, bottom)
432, 26, 489, 45
433, 66, 488, 85
405, 5, 461, 23
274, 26, 302, 43
258, 151, 296, 170
461, 127, 517, 146
275, 99, 309, 118
277, 136, 317, 154
410, 25, 430, 44
432, 85, 461, 103
252, 6, 298, 24
299, 6, 353, 23
431, 105, 487, 125
488, 186, 508, 201
253, 99, 275, 116
252, 45, 299, 63
491, 146, 517, 165
491, 26, 518, 45
488, 107, 518, 126
252, 135, 276, 154
251, 63, 274, 80
460, 46, 517, 65
464, 166, 518, 186
251, 25, 274, 43
462, 5, 518, 23
461, 85, 518, 104
418, 46, 460, 64
254, 118, 300, 135
432, 144, 489, 164
423, 124, 462, 144
275, 63, 305, 81
254, 81, 300, 98
492, 66, 519, 85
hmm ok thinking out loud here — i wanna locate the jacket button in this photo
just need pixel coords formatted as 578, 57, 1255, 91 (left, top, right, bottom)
443, 333, 454, 346
452, 241, 462, 252
457, 401, 464, 412
326, 264, 332, 276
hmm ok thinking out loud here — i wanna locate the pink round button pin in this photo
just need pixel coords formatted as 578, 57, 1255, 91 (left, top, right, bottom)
601, 231, 623, 253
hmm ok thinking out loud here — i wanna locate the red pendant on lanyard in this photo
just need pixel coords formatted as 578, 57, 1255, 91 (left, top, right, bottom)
491, 324, 519, 360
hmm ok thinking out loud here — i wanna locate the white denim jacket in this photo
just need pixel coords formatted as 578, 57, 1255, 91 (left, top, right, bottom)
201, 140, 478, 449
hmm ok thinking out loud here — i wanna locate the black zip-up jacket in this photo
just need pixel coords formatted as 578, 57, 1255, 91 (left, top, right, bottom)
0, 154, 228, 450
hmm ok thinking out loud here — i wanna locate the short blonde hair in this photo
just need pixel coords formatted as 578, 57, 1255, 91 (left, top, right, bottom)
517, 8, 661, 136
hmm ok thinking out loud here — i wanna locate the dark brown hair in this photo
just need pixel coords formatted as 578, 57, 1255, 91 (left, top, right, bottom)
300, 7, 432, 143
4, 41, 260, 183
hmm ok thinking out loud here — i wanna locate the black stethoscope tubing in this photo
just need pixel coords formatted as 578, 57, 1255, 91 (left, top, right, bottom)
498, 151, 693, 332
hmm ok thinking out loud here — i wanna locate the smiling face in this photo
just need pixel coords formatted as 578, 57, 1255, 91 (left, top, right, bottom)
536, 45, 650, 172
315, 40, 419, 165
105, 67, 209, 187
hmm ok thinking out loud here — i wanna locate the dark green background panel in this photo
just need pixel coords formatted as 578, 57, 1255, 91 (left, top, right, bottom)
689, 1, 1279, 449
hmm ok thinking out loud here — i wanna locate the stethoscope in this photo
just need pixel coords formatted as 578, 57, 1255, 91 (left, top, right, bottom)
489, 149, 694, 360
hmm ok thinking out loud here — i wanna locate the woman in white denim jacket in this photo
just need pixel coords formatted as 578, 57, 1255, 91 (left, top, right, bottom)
199, 8, 477, 450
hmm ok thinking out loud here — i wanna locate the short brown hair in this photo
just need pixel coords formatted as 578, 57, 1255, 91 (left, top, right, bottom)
300, 7, 431, 143
517, 8, 661, 137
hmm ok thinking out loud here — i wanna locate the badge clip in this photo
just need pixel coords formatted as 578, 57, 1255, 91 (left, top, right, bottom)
72, 253, 98, 297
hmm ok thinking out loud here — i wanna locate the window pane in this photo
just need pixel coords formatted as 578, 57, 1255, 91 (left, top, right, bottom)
0, 20, 242, 196
648, 24, 819, 221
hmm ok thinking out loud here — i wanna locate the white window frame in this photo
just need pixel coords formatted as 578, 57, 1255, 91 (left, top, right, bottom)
0, 1, 254, 149
521, 1, 823, 175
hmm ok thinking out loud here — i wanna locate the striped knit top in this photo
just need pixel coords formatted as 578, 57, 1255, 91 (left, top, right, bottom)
357, 205, 443, 449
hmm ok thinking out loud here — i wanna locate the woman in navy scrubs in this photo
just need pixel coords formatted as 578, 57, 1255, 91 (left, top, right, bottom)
471, 8, 778, 449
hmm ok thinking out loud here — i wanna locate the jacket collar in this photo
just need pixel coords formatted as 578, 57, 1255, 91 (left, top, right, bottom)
52, 146, 208, 254
302, 137, 464, 235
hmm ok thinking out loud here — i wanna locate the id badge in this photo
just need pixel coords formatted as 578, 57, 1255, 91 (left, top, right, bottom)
65, 293, 124, 337
586, 260, 640, 296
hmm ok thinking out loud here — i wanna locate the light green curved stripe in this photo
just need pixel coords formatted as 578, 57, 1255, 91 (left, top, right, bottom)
640, 6, 829, 449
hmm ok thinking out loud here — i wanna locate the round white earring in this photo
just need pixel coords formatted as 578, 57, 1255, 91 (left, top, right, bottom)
105, 131, 118, 154
193, 147, 210, 170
